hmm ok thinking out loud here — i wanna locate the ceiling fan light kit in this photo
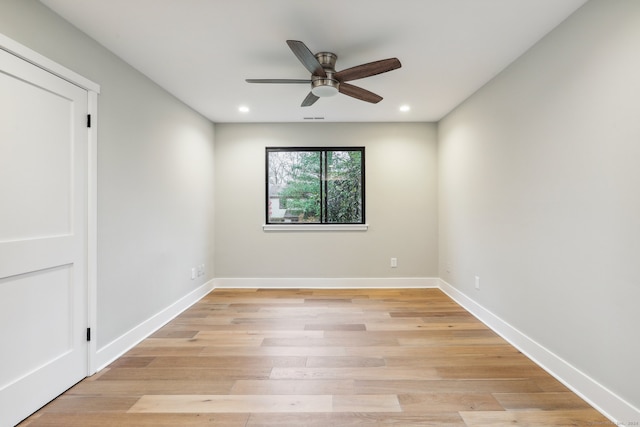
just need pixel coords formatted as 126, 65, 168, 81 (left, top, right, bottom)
311, 80, 339, 97
246, 40, 401, 107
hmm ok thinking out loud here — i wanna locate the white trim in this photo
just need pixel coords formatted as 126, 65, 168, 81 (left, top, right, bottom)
0, 32, 100, 93
87, 91, 99, 375
438, 279, 639, 425
95, 280, 215, 371
214, 277, 439, 289
263, 224, 368, 232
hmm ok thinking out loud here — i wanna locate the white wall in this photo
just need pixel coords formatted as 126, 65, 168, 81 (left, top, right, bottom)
0, 0, 216, 351
214, 122, 438, 280
439, 0, 640, 417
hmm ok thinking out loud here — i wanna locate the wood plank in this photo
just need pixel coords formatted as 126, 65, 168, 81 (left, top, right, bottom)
270, 367, 440, 381
262, 336, 399, 347
124, 347, 207, 357
344, 344, 519, 358
535, 377, 574, 392
398, 393, 503, 412
198, 345, 347, 357
304, 323, 366, 331
244, 412, 466, 427
368, 321, 488, 331
166, 322, 307, 331
383, 354, 536, 368
107, 357, 156, 368
195, 329, 324, 338
324, 329, 499, 340
21, 413, 249, 427
397, 336, 509, 346
231, 379, 354, 395
147, 355, 307, 369
306, 356, 386, 368
149, 330, 198, 339
492, 392, 593, 411
332, 394, 401, 412
460, 409, 610, 426
98, 367, 272, 381
353, 379, 544, 394
36, 396, 139, 413
436, 365, 551, 380
68, 380, 235, 396
128, 395, 334, 413
136, 336, 264, 347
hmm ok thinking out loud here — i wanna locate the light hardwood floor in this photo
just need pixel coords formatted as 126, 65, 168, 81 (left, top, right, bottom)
21, 288, 611, 426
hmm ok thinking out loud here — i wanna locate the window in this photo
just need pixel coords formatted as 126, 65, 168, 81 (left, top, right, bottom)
266, 147, 365, 225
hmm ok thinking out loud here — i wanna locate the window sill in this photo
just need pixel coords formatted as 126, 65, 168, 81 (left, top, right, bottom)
263, 224, 368, 232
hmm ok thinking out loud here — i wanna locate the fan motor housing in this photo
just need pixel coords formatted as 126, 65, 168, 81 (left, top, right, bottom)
315, 52, 337, 69
312, 52, 339, 97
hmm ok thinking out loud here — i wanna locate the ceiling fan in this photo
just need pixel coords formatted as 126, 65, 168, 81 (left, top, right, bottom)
246, 40, 401, 107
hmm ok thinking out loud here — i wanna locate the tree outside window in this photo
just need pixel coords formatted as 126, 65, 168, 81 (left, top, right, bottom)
266, 147, 365, 224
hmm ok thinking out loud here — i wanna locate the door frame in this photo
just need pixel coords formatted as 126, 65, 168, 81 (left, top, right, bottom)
1, 32, 101, 375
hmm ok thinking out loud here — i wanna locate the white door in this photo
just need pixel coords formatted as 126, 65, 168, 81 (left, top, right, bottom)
0, 48, 89, 427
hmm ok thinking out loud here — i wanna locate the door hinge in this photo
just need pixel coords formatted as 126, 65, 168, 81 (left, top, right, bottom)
86, 327, 91, 342
87, 114, 91, 128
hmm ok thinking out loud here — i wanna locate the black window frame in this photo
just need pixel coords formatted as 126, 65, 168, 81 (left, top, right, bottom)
265, 146, 366, 225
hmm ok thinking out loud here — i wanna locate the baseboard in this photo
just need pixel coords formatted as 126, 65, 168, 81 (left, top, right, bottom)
95, 279, 215, 371
213, 277, 439, 289
438, 279, 639, 425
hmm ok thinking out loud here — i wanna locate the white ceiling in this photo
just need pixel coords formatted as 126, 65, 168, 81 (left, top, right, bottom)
40, 0, 587, 123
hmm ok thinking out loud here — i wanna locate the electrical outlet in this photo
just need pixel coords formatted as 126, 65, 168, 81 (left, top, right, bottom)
391, 258, 398, 268
475, 275, 480, 290
191, 268, 196, 280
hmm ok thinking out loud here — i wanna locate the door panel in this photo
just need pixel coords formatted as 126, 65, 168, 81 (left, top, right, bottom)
1, 265, 74, 385
0, 69, 72, 242
0, 48, 88, 427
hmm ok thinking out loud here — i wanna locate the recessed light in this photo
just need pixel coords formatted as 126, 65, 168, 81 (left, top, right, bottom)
238, 105, 250, 113
399, 105, 411, 112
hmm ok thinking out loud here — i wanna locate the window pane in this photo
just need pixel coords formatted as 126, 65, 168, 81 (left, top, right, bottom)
266, 147, 364, 225
325, 150, 363, 223
268, 151, 320, 223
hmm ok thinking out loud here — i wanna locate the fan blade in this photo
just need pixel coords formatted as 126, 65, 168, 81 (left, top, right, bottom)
246, 79, 311, 84
301, 92, 320, 107
334, 58, 401, 82
286, 40, 327, 77
339, 83, 383, 103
